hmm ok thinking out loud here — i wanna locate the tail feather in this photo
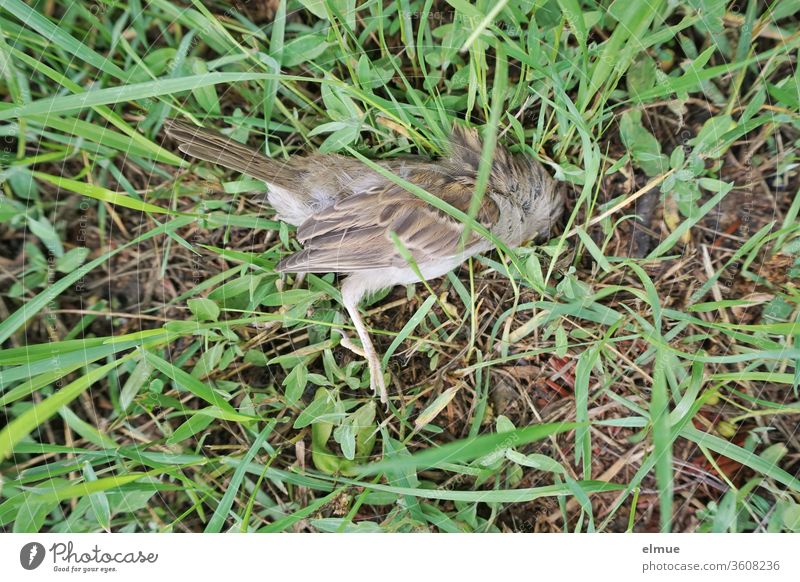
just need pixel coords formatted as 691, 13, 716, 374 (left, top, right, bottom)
163, 118, 294, 189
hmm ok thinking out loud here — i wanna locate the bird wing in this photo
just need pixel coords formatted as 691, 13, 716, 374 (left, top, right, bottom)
276, 182, 499, 273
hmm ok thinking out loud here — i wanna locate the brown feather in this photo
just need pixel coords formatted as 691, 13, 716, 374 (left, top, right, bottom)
165, 118, 561, 274
163, 119, 297, 189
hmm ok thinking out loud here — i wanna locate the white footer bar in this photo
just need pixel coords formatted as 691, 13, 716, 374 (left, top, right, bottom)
1, 533, 797, 581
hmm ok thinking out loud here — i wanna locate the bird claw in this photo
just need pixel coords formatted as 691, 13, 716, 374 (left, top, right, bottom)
368, 357, 388, 405
337, 329, 367, 358
337, 328, 388, 403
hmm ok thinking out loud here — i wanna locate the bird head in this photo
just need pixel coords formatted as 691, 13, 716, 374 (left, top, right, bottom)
446, 125, 565, 244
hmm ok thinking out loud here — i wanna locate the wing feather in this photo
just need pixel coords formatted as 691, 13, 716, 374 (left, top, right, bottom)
277, 182, 493, 274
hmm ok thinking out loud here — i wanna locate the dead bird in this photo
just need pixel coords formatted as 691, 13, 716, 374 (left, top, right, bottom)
164, 119, 564, 403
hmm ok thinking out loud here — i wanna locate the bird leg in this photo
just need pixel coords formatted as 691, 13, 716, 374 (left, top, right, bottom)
341, 278, 388, 404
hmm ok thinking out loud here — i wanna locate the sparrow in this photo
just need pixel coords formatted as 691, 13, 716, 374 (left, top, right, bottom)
163, 118, 564, 403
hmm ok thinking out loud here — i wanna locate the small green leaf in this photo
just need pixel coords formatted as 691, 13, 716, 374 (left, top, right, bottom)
187, 298, 220, 322
783, 504, 800, 532
283, 362, 307, 405
294, 388, 336, 429
670, 146, 685, 169
167, 413, 215, 445
318, 124, 360, 153
333, 423, 356, 460
27, 216, 64, 257
296, 0, 328, 19
506, 449, 566, 474
619, 109, 668, 176
282, 34, 329, 67
190, 59, 221, 115
627, 56, 657, 98
688, 114, 736, 158
555, 325, 568, 358
83, 462, 111, 531
496, 415, 516, 433
56, 247, 90, 274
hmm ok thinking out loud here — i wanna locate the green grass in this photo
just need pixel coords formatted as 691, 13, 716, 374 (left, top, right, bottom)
0, 0, 799, 533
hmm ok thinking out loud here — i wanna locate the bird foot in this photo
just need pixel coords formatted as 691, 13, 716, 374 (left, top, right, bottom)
337, 329, 367, 358
337, 328, 388, 404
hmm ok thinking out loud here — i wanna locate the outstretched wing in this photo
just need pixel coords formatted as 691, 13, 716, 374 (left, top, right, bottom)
276, 182, 498, 273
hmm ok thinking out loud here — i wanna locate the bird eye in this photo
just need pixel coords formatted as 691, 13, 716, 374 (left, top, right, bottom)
521, 200, 531, 213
